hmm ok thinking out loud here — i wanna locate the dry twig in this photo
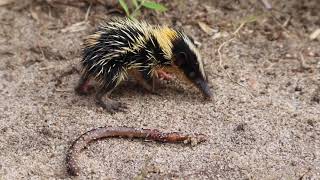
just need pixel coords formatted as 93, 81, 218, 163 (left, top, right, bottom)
84, 1, 92, 21
217, 22, 255, 97
299, 52, 312, 71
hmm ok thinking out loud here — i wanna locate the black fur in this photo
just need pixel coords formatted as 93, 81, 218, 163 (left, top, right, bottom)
171, 37, 204, 81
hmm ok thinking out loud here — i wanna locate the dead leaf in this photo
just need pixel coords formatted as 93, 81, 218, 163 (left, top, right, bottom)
198, 22, 217, 35
211, 32, 229, 40
310, 29, 320, 40
259, 0, 272, 10
30, 7, 40, 22
0, 0, 14, 6
61, 21, 88, 33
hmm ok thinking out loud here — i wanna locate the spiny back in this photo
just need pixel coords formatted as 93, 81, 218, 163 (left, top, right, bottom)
81, 18, 181, 85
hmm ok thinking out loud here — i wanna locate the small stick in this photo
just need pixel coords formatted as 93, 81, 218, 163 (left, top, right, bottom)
217, 22, 255, 98
218, 38, 254, 97
233, 22, 246, 36
66, 127, 207, 176
84, 2, 92, 22
299, 52, 312, 71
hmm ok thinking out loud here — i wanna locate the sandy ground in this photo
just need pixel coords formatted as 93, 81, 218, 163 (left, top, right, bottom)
0, 0, 320, 179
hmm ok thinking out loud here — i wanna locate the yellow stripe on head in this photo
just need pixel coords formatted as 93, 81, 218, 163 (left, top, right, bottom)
152, 27, 178, 60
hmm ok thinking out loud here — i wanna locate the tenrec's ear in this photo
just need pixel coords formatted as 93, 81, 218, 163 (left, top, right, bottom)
174, 52, 187, 67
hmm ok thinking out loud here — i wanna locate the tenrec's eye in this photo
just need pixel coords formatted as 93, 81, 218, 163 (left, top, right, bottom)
189, 72, 196, 78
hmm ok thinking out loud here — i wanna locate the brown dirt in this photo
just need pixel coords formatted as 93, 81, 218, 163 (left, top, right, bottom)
0, 0, 319, 179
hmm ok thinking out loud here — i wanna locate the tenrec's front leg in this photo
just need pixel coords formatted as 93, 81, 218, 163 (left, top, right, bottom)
75, 75, 95, 95
94, 85, 127, 114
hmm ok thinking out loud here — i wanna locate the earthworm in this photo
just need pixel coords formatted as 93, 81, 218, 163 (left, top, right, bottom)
66, 126, 207, 176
